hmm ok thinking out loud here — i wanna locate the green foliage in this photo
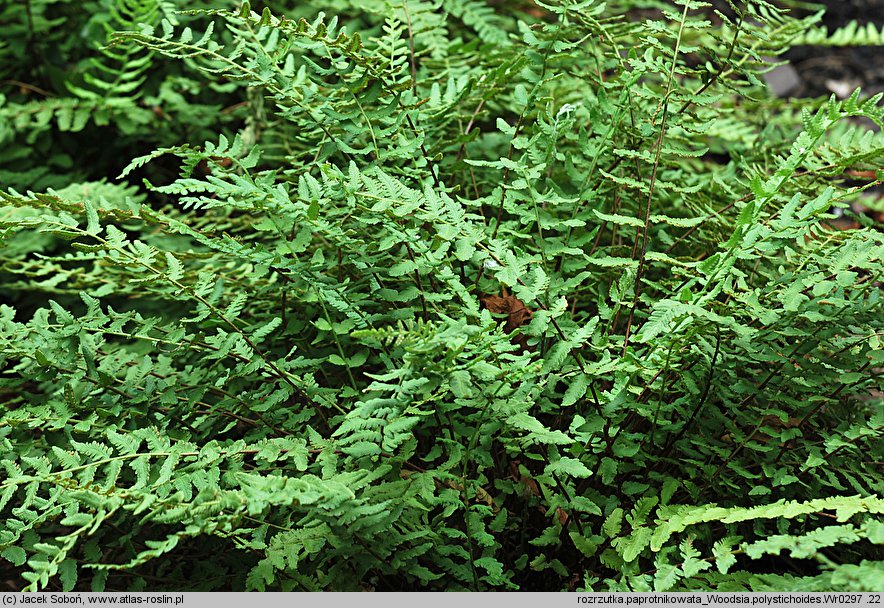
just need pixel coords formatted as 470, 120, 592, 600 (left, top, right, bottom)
1, 0, 882, 592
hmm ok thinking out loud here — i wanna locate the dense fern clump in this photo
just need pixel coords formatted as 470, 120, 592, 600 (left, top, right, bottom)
1, 0, 882, 592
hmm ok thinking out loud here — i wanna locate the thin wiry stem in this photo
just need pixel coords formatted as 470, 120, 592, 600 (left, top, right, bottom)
621, 3, 691, 354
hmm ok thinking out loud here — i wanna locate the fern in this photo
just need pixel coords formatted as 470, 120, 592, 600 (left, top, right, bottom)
1, 0, 882, 593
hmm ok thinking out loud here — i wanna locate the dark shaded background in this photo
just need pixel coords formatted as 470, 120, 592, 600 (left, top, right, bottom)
784, 0, 884, 97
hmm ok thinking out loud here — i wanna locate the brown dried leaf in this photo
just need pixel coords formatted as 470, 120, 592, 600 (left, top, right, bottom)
480, 293, 533, 334
475, 486, 500, 514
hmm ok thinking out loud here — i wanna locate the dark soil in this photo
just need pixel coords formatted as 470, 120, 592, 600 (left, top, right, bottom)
785, 0, 884, 207
784, 0, 884, 98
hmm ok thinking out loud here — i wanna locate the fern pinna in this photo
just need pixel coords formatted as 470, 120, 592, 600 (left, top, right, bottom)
0, 0, 882, 592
